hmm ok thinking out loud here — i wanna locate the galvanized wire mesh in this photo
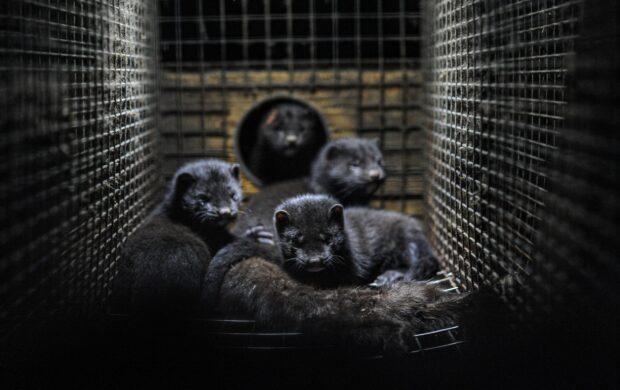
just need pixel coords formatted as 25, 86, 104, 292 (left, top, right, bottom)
0, 0, 159, 340
159, 0, 426, 214
158, 1, 465, 353
423, 0, 581, 302
2, 0, 618, 367
526, 0, 620, 321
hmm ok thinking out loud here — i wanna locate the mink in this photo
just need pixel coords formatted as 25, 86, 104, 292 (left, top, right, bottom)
272, 194, 439, 288
109, 159, 272, 317
248, 102, 325, 183
308, 137, 386, 205
201, 238, 465, 354
234, 138, 386, 234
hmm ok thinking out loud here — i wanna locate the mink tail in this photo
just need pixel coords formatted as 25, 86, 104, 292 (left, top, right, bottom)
201, 238, 280, 314
208, 239, 471, 354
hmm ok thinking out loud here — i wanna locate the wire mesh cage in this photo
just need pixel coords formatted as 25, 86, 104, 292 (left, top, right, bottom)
1, 0, 620, 385
526, 0, 620, 323
154, 0, 467, 356
422, 0, 581, 305
159, 0, 427, 215
0, 0, 159, 339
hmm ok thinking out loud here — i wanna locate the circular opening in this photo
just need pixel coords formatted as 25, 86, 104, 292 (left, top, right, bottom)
234, 96, 330, 186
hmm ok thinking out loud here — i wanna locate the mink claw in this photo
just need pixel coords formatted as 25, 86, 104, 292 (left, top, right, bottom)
257, 231, 274, 239
371, 270, 406, 288
243, 225, 263, 236
258, 238, 275, 246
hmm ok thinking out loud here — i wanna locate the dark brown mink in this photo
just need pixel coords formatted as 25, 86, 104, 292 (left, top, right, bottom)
272, 194, 439, 288
201, 238, 466, 354
248, 103, 324, 183
110, 159, 272, 317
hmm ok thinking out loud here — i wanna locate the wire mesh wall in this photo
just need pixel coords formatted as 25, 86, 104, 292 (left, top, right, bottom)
526, 0, 620, 322
0, 0, 617, 370
0, 0, 159, 340
159, 0, 426, 214
423, 0, 581, 303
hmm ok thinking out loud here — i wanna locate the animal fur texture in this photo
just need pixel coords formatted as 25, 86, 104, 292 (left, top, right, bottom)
235, 137, 386, 234
248, 102, 324, 183
110, 159, 271, 317
203, 238, 465, 354
273, 194, 439, 288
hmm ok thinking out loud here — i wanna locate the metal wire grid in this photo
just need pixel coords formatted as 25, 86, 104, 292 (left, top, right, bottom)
159, 0, 421, 69
0, 0, 159, 340
2, 0, 612, 363
158, 0, 425, 214
524, 0, 620, 321
423, 0, 580, 300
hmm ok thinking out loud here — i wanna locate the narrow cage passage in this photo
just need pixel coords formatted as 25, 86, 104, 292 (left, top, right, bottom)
0, 0, 619, 387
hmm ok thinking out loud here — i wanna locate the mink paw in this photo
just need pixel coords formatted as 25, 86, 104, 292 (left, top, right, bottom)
369, 270, 406, 288
243, 225, 274, 246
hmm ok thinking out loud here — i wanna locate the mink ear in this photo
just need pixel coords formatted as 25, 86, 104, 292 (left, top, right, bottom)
175, 172, 195, 194
325, 144, 342, 161
230, 164, 240, 181
328, 204, 345, 227
265, 109, 279, 126
274, 210, 291, 232
303, 107, 316, 120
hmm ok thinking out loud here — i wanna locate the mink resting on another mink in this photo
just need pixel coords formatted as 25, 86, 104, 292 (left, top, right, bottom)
109, 159, 272, 317
235, 137, 386, 235
271, 194, 439, 288
201, 237, 466, 354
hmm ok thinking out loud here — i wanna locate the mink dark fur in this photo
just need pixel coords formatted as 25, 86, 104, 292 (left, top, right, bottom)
234, 138, 386, 234
202, 239, 466, 353
309, 138, 386, 205
110, 159, 272, 317
273, 194, 439, 288
248, 103, 324, 183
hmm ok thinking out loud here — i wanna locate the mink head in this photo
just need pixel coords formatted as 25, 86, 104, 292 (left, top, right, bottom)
165, 159, 242, 227
273, 194, 350, 283
259, 103, 318, 157
310, 138, 386, 203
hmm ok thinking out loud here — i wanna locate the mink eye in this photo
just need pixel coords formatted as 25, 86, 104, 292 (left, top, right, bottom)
350, 160, 361, 168
229, 191, 238, 200
199, 194, 210, 203
377, 158, 384, 166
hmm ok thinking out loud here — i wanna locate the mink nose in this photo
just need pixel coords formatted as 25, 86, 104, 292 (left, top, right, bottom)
368, 169, 383, 181
286, 135, 298, 146
218, 207, 232, 218
306, 257, 325, 272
